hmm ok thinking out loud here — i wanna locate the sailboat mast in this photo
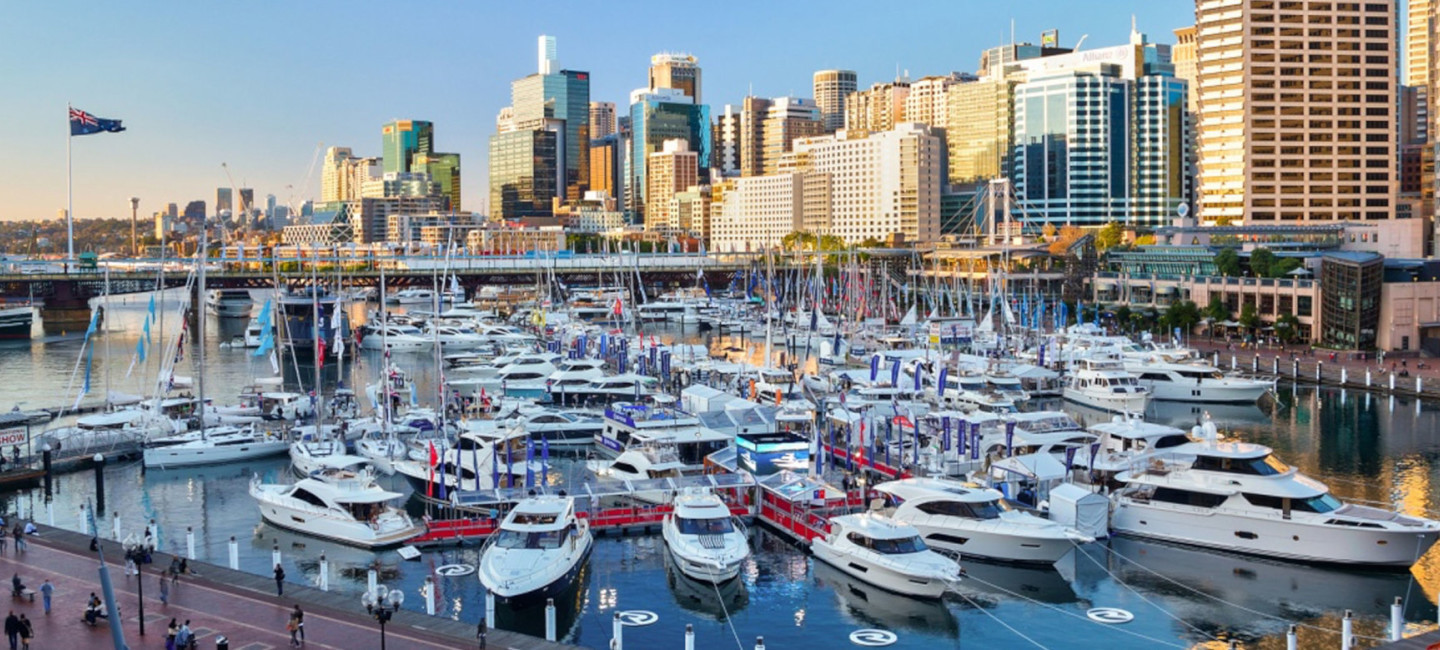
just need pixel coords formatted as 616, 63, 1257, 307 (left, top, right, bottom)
195, 223, 207, 436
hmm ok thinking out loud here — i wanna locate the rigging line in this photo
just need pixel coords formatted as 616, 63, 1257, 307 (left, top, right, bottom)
953, 588, 1051, 649
1071, 542, 1219, 642
956, 571, 1187, 648
1101, 540, 1389, 641
703, 556, 745, 650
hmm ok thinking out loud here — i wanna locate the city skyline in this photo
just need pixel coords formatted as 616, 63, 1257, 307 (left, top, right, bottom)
3, 1, 1191, 222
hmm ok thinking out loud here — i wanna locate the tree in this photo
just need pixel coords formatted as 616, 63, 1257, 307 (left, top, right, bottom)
1212, 215, 1236, 227
1114, 305, 1132, 331
1239, 302, 1261, 332
1275, 313, 1302, 344
1095, 222, 1124, 250
1272, 257, 1302, 277
1133, 234, 1157, 246
1205, 295, 1231, 322
1214, 248, 1241, 276
1162, 300, 1202, 335
1249, 247, 1275, 277
1041, 223, 1057, 242
1048, 225, 1086, 256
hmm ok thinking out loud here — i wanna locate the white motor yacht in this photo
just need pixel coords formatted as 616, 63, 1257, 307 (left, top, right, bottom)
587, 446, 685, 504
460, 408, 604, 447
206, 289, 254, 318
1062, 356, 1150, 414
662, 489, 750, 583
559, 374, 659, 405
811, 513, 961, 598
143, 426, 289, 468
388, 288, 438, 305
358, 324, 432, 351
250, 469, 423, 549
1126, 357, 1275, 404
426, 323, 487, 350
1111, 436, 1440, 567
289, 438, 369, 477
478, 496, 593, 606
243, 317, 267, 348
874, 478, 1089, 564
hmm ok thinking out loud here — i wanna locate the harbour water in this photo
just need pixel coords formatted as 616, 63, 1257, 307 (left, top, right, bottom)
5, 291, 1440, 648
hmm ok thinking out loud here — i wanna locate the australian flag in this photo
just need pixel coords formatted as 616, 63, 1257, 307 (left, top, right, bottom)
70, 107, 125, 136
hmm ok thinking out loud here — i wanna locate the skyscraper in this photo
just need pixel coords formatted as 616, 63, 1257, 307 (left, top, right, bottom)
813, 70, 858, 133
590, 101, 616, 140
904, 74, 970, 128
490, 129, 559, 220
645, 139, 699, 231
414, 152, 462, 212
1011, 31, 1188, 228
627, 88, 710, 220
589, 134, 623, 200
538, 34, 557, 75
649, 53, 701, 104
1196, 0, 1396, 224
381, 120, 434, 175
215, 187, 232, 215
1172, 26, 1199, 114
321, 147, 355, 203
761, 97, 823, 176
945, 77, 1016, 184
844, 81, 910, 134
509, 38, 590, 201
239, 188, 254, 215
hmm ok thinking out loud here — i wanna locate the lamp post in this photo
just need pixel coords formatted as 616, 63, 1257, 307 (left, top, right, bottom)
129, 197, 139, 258
361, 583, 405, 650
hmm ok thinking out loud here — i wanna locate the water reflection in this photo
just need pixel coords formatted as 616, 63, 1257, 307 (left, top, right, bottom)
663, 549, 749, 619
810, 558, 958, 638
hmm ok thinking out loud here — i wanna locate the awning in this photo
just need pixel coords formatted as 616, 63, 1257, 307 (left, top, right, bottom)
990, 452, 1068, 482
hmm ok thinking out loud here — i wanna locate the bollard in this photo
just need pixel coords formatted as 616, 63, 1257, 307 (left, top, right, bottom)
613, 612, 623, 650
1391, 373, 1397, 392
685, 624, 694, 650
319, 553, 329, 592
112, 512, 120, 541
227, 536, 239, 569
1213, 351, 1219, 366
1272, 357, 1278, 374
41, 446, 51, 497
1341, 367, 1347, 385
1253, 356, 1258, 373
756, 636, 765, 650
186, 527, 195, 560
1392, 596, 1404, 641
93, 454, 105, 514
1293, 358, 1299, 378
1317, 360, 1323, 382
1419, 376, 1424, 394
368, 569, 378, 596
1366, 370, 1371, 387
424, 576, 435, 615
485, 589, 495, 629
545, 598, 556, 641
1342, 609, 1353, 649
1231, 355, 1237, 370
271, 543, 281, 570
46, 499, 53, 527
1287, 624, 1297, 650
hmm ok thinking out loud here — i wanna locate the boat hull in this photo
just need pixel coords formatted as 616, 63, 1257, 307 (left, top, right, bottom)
907, 522, 1074, 564
1143, 380, 1272, 403
810, 540, 950, 598
481, 538, 593, 608
256, 503, 422, 549
143, 439, 289, 469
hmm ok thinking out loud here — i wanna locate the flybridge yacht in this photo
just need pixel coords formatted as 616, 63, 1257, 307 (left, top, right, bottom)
1126, 357, 1274, 404
387, 288, 438, 305
1062, 356, 1150, 414
595, 402, 729, 464
1110, 434, 1440, 567
250, 469, 422, 549
874, 478, 1089, 564
206, 289, 254, 318
459, 407, 604, 446
478, 496, 593, 606
357, 324, 432, 351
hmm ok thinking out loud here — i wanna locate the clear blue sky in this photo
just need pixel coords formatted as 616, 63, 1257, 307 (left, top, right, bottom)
0, 0, 1196, 222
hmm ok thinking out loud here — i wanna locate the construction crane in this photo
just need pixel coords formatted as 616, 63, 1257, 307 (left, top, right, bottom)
287, 142, 324, 222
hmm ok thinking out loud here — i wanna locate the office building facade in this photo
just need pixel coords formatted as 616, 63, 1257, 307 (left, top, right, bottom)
627, 88, 710, 221
590, 101, 616, 140
381, 120, 434, 175
490, 128, 559, 220
649, 53, 702, 104
645, 139, 699, 232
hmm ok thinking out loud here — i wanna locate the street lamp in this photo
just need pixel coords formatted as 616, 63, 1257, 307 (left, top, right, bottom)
361, 584, 405, 650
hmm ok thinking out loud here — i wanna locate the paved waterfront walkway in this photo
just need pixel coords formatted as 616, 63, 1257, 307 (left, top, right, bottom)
0, 524, 580, 650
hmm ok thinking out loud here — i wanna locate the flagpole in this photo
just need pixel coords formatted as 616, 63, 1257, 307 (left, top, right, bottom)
67, 103, 74, 263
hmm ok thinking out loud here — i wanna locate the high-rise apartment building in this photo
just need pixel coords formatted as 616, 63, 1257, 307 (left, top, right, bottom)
711, 173, 806, 251
590, 101, 616, 140
1408, 0, 1432, 89
627, 88, 710, 220
1172, 26, 1199, 113
215, 188, 232, 215
792, 123, 942, 243
321, 147, 355, 203
844, 81, 910, 134
413, 152, 462, 212
945, 77, 1016, 184
813, 70, 858, 133
762, 97, 823, 175
904, 74, 970, 128
649, 53, 701, 104
1011, 33, 1188, 228
645, 139, 699, 231
1195, 0, 1397, 223
381, 120, 434, 175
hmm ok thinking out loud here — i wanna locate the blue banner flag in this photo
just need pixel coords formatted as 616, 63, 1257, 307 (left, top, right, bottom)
69, 107, 125, 136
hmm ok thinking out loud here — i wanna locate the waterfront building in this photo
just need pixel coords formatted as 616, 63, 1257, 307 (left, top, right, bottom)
645, 139, 698, 232
812, 69, 857, 133
413, 152, 462, 212
711, 173, 805, 251
465, 224, 565, 254
844, 80, 909, 134
626, 88, 710, 222
386, 213, 477, 244
590, 101, 616, 140
281, 203, 355, 245
559, 191, 627, 234
1195, 0, 1397, 224
381, 120, 434, 175
347, 196, 445, 244
1320, 252, 1382, 350
649, 53, 701, 104
1010, 30, 1188, 228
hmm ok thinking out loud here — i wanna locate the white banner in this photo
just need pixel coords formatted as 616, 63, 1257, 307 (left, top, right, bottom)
0, 427, 28, 447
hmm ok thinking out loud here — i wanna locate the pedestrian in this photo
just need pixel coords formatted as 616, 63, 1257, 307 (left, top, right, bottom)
287, 613, 300, 646
10, 526, 22, 553
178, 557, 189, 578
159, 569, 170, 605
273, 564, 285, 596
4, 611, 17, 650
16, 615, 28, 650
0, 526, 10, 556
477, 617, 487, 649
36, 580, 50, 616
166, 618, 178, 650
175, 620, 192, 649
292, 604, 304, 643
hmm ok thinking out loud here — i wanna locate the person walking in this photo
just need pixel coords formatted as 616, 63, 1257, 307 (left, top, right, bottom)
4, 611, 17, 650
286, 613, 300, 647
292, 604, 304, 644
158, 569, 170, 605
165, 618, 178, 650
10, 526, 22, 553
175, 620, 192, 649
273, 564, 285, 596
36, 580, 50, 616
16, 614, 29, 650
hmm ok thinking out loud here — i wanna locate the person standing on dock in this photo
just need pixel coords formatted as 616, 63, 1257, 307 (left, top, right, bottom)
36, 581, 49, 616
291, 604, 304, 644
158, 569, 169, 605
273, 564, 285, 596
11, 525, 23, 553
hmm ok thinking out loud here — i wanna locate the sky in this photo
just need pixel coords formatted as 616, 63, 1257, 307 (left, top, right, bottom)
0, 0, 1196, 223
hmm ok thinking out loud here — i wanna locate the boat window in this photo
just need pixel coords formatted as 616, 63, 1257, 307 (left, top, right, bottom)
846, 532, 927, 554
1192, 454, 1290, 476
1154, 435, 1190, 449
915, 499, 1010, 520
677, 516, 734, 535
492, 528, 569, 549
1293, 493, 1342, 513
611, 462, 639, 475
1240, 493, 1285, 510
1150, 487, 1228, 508
290, 488, 327, 508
